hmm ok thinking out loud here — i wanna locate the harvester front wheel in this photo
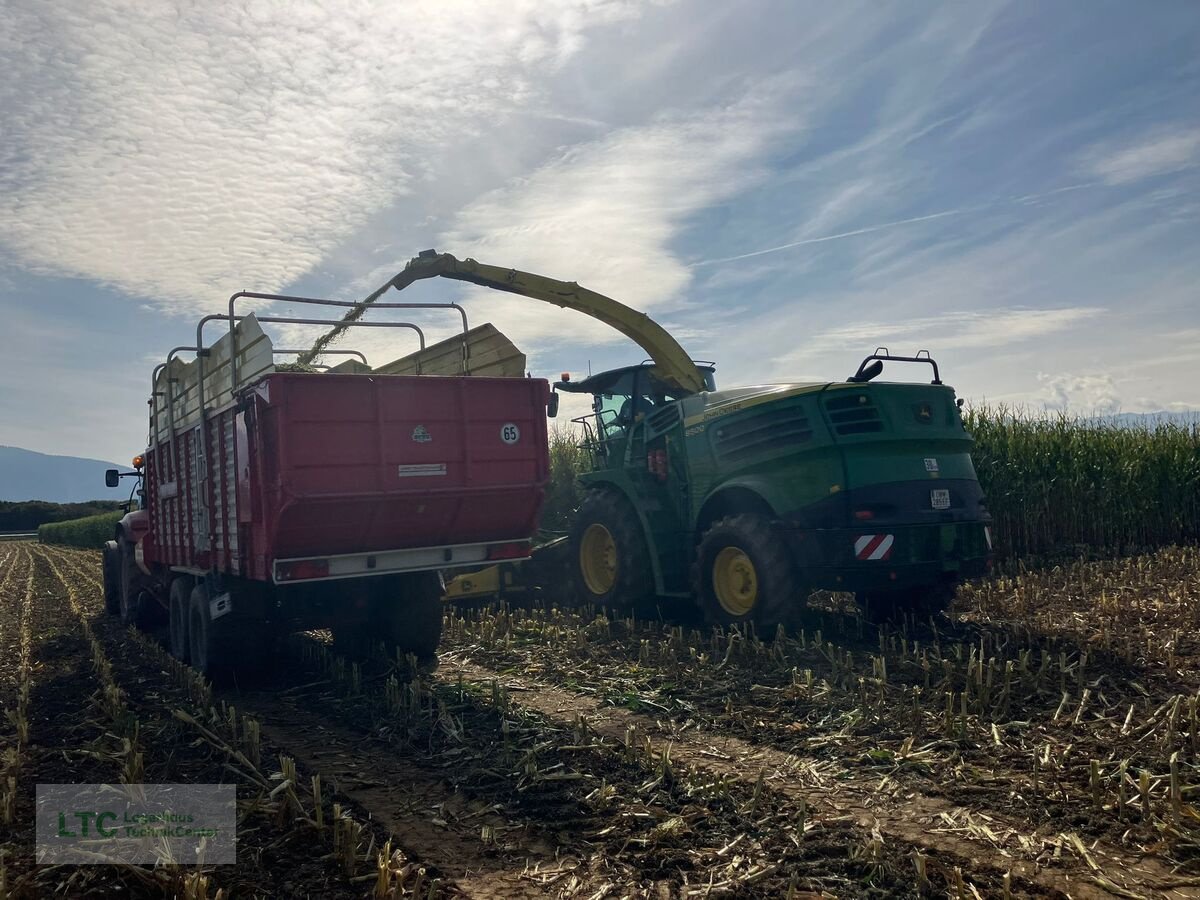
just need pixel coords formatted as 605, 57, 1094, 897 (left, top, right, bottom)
570, 490, 652, 610
695, 515, 800, 629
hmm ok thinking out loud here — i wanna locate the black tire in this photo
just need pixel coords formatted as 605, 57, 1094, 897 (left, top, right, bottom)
188, 582, 227, 679
570, 490, 653, 609
332, 573, 444, 666
694, 514, 801, 628
382, 572, 444, 665
102, 542, 121, 615
169, 577, 192, 661
118, 541, 149, 627
857, 583, 957, 624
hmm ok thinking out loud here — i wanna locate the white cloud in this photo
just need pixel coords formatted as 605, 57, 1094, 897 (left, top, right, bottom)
0, 0, 649, 312
775, 307, 1101, 369
1036, 372, 1121, 415
434, 79, 803, 353
1086, 126, 1200, 185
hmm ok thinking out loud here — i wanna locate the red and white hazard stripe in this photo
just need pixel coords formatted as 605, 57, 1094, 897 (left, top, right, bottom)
854, 534, 894, 561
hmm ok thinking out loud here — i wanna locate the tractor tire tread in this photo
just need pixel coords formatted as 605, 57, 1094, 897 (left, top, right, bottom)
570, 489, 653, 610
693, 513, 801, 629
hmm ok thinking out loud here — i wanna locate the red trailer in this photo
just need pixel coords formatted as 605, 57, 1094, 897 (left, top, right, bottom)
102, 294, 551, 678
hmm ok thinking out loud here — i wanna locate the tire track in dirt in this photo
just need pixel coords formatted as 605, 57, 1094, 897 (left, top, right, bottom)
37, 546, 421, 898
49, 546, 1192, 897
48, 548, 571, 899
436, 653, 1194, 900
282, 631, 989, 899
0, 544, 160, 898
239, 689, 587, 899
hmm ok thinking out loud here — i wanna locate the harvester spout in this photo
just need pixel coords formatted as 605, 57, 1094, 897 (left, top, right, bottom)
303, 250, 708, 396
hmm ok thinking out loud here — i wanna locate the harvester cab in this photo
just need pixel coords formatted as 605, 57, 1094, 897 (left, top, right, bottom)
555, 362, 716, 468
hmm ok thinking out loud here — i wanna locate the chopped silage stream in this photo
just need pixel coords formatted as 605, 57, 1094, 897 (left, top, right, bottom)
4, 544, 1199, 898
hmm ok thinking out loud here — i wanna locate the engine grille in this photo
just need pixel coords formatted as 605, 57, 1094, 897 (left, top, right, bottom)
715, 406, 813, 462
824, 393, 883, 434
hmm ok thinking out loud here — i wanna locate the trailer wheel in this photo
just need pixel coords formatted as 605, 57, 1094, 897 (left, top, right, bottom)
570, 490, 653, 610
188, 582, 228, 679
695, 514, 801, 629
382, 572, 444, 667
858, 583, 956, 624
169, 577, 193, 661
118, 541, 150, 628
102, 541, 121, 615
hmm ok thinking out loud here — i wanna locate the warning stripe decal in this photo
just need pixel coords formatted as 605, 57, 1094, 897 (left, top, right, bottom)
854, 534, 894, 561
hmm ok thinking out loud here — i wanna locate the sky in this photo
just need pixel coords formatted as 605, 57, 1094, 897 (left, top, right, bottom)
1, 0, 1198, 463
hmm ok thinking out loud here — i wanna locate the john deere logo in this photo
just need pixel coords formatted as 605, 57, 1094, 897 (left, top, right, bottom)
411, 425, 432, 443
916, 403, 933, 423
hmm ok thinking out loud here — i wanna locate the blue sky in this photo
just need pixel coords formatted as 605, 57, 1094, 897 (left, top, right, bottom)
2, 1, 1198, 462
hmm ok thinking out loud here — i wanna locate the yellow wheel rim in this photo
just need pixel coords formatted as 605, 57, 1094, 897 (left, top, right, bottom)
712, 546, 758, 616
580, 523, 618, 595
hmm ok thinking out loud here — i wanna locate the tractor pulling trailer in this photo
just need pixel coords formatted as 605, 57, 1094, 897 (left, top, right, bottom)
103, 285, 551, 678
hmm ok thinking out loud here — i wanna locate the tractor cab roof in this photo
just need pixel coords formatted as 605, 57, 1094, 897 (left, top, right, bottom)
555, 362, 716, 397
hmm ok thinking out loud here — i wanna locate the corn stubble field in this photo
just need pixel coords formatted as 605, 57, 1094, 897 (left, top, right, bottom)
1, 542, 1200, 898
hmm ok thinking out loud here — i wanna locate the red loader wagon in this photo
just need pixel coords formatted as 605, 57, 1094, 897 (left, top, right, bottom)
102, 290, 551, 679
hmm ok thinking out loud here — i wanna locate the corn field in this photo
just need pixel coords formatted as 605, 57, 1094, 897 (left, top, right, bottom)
37, 510, 122, 549
964, 407, 1200, 559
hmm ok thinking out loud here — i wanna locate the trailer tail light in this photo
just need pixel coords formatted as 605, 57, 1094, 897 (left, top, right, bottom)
486, 541, 531, 561
853, 509, 874, 521
647, 448, 668, 481
276, 558, 330, 582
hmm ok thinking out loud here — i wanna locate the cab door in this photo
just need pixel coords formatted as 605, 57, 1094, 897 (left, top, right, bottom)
623, 371, 691, 592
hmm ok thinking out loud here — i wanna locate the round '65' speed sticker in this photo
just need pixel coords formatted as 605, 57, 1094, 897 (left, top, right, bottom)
500, 423, 520, 445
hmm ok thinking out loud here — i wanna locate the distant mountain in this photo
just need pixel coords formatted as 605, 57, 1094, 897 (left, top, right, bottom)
1088, 411, 1200, 430
0, 446, 128, 503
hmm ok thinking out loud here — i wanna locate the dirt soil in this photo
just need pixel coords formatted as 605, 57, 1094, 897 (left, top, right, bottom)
1, 542, 1198, 898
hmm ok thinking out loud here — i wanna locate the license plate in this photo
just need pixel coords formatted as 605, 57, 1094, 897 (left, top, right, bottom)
930, 489, 950, 510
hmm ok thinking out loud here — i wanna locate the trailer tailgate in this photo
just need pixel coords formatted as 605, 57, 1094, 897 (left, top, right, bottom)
250, 373, 550, 561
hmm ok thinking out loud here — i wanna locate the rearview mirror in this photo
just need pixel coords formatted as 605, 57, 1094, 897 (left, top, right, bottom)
547, 391, 560, 418
105, 468, 120, 488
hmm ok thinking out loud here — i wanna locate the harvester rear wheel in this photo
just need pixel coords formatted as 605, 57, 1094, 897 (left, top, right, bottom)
570, 490, 653, 610
695, 514, 801, 629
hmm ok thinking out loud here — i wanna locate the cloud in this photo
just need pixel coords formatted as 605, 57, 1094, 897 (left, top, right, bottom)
434, 78, 803, 353
785, 307, 1102, 360
1036, 372, 1121, 415
0, 0, 649, 312
1085, 125, 1200, 185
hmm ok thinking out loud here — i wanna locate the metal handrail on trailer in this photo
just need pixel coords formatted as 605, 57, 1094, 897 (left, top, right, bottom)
150, 348, 372, 448
158, 291, 469, 557
224, 290, 470, 393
